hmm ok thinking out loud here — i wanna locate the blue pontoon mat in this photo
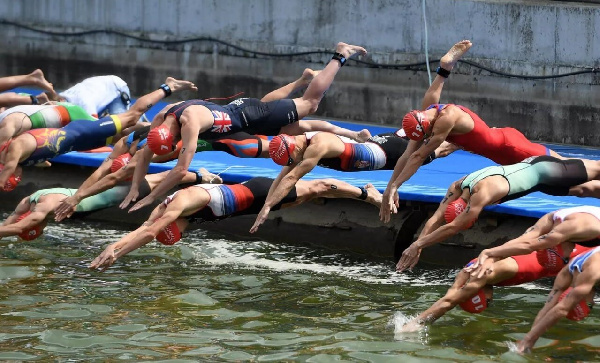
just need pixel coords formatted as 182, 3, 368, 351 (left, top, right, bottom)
11, 88, 600, 219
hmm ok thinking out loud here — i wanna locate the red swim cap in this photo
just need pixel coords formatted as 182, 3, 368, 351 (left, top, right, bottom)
459, 289, 488, 314
444, 198, 476, 229
16, 211, 44, 241
402, 111, 431, 141
559, 287, 591, 321
110, 153, 132, 173
536, 244, 566, 273
156, 221, 182, 245
269, 134, 296, 166
147, 125, 175, 155
0, 163, 21, 192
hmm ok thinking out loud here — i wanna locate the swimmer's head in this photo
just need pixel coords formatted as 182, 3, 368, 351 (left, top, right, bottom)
444, 197, 476, 229
536, 244, 567, 273
16, 211, 47, 241
147, 125, 176, 155
156, 220, 185, 245
110, 153, 132, 173
402, 111, 431, 141
0, 163, 22, 192
269, 134, 297, 166
559, 287, 592, 321
459, 286, 493, 314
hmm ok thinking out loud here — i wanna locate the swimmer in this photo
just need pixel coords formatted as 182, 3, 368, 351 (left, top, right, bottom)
466, 205, 600, 279
0, 102, 96, 147
516, 245, 600, 353
396, 156, 600, 272
402, 244, 592, 330
123, 42, 368, 212
90, 177, 382, 271
0, 77, 196, 191
0, 69, 55, 108
249, 131, 457, 233
0, 168, 215, 240
381, 40, 562, 223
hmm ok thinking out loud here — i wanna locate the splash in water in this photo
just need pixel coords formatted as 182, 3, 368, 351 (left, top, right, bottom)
390, 311, 429, 343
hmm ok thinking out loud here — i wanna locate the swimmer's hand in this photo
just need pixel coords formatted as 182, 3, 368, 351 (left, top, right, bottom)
129, 195, 154, 212
516, 340, 532, 354
120, 187, 139, 209
464, 250, 495, 278
379, 187, 399, 223
164, 77, 198, 93
396, 243, 421, 272
89, 244, 118, 272
250, 205, 270, 233
54, 196, 79, 222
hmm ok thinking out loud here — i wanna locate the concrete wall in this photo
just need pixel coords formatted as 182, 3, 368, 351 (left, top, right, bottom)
1, 0, 599, 144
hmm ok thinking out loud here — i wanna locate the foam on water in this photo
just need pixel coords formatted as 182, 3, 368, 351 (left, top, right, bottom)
183, 238, 454, 286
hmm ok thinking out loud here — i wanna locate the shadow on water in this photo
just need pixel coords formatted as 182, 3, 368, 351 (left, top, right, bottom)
0, 216, 599, 361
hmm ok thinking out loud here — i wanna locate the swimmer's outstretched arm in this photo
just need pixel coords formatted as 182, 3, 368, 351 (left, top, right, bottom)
250, 146, 328, 233
89, 206, 180, 271
55, 141, 130, 220
396, 194, 485, 273
518, 270, 595, 353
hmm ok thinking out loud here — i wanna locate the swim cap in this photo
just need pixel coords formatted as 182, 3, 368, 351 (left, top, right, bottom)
16, 211, 44, 241
269, 134, 296, 166
536, 244, 567, 273
459, 289, 488, 314
156, 221, 182, 245
147, 125, 174, 155
559, 287, 591, 321
0, 163, 21, 192
110, 153, 132, 173
444, 198, 476, 229
402, 111, 430, 141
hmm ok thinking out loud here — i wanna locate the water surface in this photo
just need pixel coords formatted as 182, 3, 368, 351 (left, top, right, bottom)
0, 218, 599, 361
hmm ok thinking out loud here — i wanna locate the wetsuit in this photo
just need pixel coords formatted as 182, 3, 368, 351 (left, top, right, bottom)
0, 103, 95, 128
132, 124, 265, 158
19, 115, 123, 166
460, 155, 588, 203
29, 180, 151, 213
306, 132, 436, 171
568, 246, 600, 274
165, 98, 298, 138
427, 104, 549, 165
552, 206, 600, 247
163, 177, 297, 223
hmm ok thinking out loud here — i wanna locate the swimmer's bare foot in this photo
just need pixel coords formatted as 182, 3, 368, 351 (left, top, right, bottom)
34, 161, 52, 168
165, 77, 198, 93
364, 183, 382, 208
198, 167, 222, 184
28, 69, 55, 93
435, 141, 461, 158
335, 42, 367, 59
300, 68, 321, 87
35, 92, 50, 105
440, 40, 472, 71
355, 129, 372, 143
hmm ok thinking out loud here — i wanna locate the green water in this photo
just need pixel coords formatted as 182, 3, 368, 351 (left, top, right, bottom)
1, 219, 599, 361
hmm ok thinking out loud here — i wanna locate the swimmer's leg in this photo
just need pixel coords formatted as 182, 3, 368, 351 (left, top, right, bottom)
294, 179, 382, 207
0, 69, 54, 93
421, 40, 472, 110
293, 42, 366, 118
261, 68, 321, 102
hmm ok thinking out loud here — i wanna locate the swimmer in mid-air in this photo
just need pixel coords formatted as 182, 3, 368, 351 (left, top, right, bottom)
123, 42, 369, 213
381, 40, 563, 223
